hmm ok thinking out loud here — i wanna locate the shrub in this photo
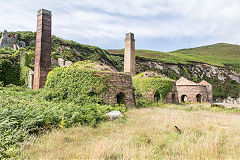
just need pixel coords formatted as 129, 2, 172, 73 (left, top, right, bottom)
0, 86, 126, 158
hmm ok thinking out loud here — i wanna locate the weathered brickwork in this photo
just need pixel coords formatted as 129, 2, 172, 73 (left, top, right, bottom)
176, 85, 208, 103
33, 9, 52, 89
199, 80, 213, 102
143, 82, 179, 103
100, 72, 136, 107
165, 82, 179, 103
176, 77, 211, 103
124, 33, 136, 76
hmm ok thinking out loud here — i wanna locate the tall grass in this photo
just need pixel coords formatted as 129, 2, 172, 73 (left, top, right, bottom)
20, 104, 240, 159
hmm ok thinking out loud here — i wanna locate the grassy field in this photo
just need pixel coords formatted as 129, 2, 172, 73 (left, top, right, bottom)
20, 103, 240, 159
109, 43, 240, 70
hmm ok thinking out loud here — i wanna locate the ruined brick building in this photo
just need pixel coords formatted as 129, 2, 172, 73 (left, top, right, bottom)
31, 9, 212, 105
31, 9, 136, 106
176, 77, 212, 103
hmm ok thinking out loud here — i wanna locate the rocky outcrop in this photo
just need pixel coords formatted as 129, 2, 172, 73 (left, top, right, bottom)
0, 30, 26, 49
134, 58, 240, 101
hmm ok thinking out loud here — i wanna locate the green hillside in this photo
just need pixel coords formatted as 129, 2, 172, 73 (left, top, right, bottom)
109, 43, 240, 70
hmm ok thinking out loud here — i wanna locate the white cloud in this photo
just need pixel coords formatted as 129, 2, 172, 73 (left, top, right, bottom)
1, 0, 240, 50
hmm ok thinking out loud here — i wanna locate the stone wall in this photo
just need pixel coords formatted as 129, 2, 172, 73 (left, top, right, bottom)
176, 85, 208, 103
165, 82, 179, 103
100, 72, 136, 107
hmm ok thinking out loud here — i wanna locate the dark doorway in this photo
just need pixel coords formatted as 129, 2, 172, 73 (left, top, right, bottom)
196, 94, 202, 103
172, 94, 175, 103
181, 95, 187, 103
116, 92, 125, 105
154, 93, 160, 103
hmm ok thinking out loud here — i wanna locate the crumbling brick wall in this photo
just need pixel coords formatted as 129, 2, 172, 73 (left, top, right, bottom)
100, 72, 136, 107
165, 82, 179, 103
176, 85, 208, 103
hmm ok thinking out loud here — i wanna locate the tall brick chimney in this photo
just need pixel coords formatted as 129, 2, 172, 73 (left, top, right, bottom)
124, 32, 136, 76
33, 9, 52, 90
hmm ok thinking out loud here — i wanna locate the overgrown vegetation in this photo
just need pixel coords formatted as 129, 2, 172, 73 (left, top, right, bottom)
0, 47, 31, 86
9, 32, 120, 70
133, 73, 173, 106
0, 86, 126, 159
45, 61, 109, 105
20, 104, 240, 159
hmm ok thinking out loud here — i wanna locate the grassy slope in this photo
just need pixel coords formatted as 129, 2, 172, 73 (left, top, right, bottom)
109, 43, 240, 69
21, 104, 240, 159
6, 32, 240, 70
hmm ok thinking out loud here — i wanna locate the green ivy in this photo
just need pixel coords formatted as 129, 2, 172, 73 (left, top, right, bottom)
45, 62, 109, 105
133, 74, 173, 105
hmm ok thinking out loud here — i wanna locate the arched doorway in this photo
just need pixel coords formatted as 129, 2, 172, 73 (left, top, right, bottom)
172, 94, 175, 103
181, 95, 187, 103
116, 92, 125, 105
154, 93, 160, 103
196, 94, 202, 103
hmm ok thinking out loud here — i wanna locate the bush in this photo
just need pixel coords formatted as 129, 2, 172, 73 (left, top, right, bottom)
0, 86, 126, 159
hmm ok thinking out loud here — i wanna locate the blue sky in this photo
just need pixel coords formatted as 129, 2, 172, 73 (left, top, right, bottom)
1, 0, 240, 51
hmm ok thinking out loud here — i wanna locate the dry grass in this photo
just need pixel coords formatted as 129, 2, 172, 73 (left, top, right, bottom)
20, 104, 240, 159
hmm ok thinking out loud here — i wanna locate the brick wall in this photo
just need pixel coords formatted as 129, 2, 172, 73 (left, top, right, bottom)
33, 9, 51, 89
100, 72, 136, 107
176, 85, 208, 103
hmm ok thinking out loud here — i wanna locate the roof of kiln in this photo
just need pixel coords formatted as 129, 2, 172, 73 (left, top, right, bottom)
176, 77, 200, 86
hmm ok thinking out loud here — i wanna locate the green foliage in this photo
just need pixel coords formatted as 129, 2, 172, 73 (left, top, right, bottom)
10, 31, 36, 46
0, 47, 15, 55
133, 74, 173, 106
19, 66, 31, 87
0, 86, 126, 159
45, 63, 108, 105
0, 59, 20, 85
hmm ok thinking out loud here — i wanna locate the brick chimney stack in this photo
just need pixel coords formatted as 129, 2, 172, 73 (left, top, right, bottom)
33, 9, 52, 89
124, 32, 136, 76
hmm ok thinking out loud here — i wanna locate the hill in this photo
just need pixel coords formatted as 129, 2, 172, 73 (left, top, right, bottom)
109, 43, 240, 70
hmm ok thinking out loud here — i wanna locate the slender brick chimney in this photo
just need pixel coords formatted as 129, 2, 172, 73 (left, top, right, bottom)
124, 32, 136, 76
33, 9, 52, 89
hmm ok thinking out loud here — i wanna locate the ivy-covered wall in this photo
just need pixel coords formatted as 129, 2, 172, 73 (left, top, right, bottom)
133, 73, 173, 105
0, 47, 31, 86
45, 63, 108, 105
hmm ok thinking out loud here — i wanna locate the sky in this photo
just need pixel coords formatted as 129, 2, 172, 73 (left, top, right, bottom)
1, 0, 240, 51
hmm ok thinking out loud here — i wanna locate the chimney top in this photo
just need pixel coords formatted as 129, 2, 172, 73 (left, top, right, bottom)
126, 32, 134, 40
38, 9, 51, 16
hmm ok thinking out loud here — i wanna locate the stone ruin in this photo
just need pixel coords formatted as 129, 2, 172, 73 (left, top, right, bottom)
134, 71, 179, 103
176, 77, 212, 103
29, 9, 136, 106
0, 30, 26, 49
28, 9, 213, 106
